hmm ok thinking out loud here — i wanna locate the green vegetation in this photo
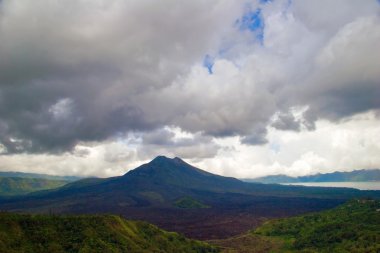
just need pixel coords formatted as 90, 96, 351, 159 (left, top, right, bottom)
0, 177, 68, 196
139, 191, 165, 203
210, 233, 284, 253
211, 199, 380, 252
254, 199, 380, 252
174, 196, 210, 209
0, 212, 219, 253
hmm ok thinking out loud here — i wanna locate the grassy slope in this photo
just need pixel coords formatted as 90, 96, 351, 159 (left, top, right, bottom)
0, 212, 219, 253
174, 196, 210, 209
212, 199, 380, 253
0, 177, 68, 196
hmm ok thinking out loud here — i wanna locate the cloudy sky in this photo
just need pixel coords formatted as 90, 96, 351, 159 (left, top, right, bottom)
0, 0, 379, 178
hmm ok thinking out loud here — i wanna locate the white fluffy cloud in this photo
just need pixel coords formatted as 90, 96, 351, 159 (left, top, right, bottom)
191, 111, 380, 178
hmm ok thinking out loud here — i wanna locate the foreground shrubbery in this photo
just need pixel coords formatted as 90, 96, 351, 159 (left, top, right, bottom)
0, 213, 219, 253
254, 199, 380, 252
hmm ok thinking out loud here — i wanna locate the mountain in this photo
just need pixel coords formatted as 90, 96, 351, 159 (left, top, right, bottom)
0, 171, 83, 182
244, 174, 299, 184
245, 169, 380, 184
1, 156, 379, 239
0, 177, 68, 196
0, 212, 218, 253
212, 199, 380, 252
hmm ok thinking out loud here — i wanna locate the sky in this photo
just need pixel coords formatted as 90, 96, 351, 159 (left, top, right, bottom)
0, 0, 379, 178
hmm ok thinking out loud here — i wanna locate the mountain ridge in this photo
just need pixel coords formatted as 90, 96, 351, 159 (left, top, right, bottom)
0, 177, 68, 196
0, 171, 83, 182
245, 168, 380, 184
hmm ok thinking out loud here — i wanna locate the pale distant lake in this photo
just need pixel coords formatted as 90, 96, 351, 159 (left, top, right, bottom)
281, 182, 380, 190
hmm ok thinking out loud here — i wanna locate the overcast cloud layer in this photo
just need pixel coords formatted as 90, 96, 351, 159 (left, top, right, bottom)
0, 0, 379, 177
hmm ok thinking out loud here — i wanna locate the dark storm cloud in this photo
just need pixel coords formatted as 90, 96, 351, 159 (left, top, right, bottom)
142, 129, 176, 146
272, 112, 301, 131
240, 126, 268, 145
139, 128, 220, 159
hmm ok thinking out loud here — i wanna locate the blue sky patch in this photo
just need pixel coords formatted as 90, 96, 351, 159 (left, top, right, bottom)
236, 8, 265, 43
203, 54, 214, 74
260, 0, 273, 4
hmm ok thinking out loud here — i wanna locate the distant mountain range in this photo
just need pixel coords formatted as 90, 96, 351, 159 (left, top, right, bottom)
0, 171, 82, 196
0, 171, 82, 182
0, 177, 68, 196
1, 156, 379, 239
244, 169, 380, 184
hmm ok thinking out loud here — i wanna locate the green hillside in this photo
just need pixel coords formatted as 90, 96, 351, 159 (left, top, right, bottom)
0, 212, 219, 253
0, 177, 68, 196
174, 196, 210, 209
212, 199, 380, 252
254, 199, 380, 252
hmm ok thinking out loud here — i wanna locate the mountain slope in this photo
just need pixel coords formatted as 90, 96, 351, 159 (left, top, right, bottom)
246, 169, 380, 183
0, 177, 68, 196
119, 156, 247, 193
0, 212, 218, 253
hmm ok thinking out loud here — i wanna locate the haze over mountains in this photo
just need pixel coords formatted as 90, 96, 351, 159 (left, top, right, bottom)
0, 171, 82, 196
0, 177, 68, 196
1, 156, 379, 239
246, 169, 380, 184
0, 171, 82, 182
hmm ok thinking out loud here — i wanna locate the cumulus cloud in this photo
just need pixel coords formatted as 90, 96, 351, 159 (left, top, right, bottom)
193, 111, 380, 178
0, 0, 379, 177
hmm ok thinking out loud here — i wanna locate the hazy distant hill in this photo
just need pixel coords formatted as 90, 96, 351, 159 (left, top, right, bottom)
0, 171, 82, 182
0, 177, 68, 196
0, 212, 217, 253
0, 171, 81, 196
245, 169, 380, 184
1, 156, 379, 239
